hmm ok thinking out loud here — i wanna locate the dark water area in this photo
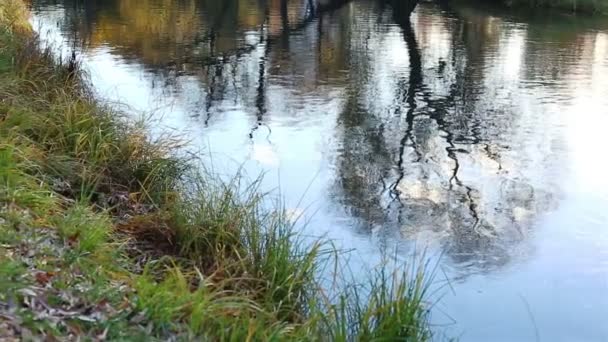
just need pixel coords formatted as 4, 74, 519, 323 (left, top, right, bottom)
29, 0, 608, 340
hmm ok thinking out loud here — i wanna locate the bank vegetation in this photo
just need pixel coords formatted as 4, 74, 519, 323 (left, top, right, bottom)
0, 0, 437, 340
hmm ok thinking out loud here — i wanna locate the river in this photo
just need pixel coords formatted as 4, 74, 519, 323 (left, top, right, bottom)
29, 0, 608, 340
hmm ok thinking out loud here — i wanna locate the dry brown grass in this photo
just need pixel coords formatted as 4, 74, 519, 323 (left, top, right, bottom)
0, 0, 31, 34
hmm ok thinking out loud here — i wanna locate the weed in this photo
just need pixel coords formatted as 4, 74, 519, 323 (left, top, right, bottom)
53, 203, 111, 253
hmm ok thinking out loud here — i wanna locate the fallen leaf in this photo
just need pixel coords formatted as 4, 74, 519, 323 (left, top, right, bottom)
118, 298, 130, 310
20, 327, 33, 341
129, 312, 146, 324
66, 322, 82, 336
67, 232, 80, 246
18, 288, 37, 298
34, 271, 55, 285
96, 327, 109, 341
76, 315, 96, 323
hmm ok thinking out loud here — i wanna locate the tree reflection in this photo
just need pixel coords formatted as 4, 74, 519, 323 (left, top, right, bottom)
333, 2, 560, 274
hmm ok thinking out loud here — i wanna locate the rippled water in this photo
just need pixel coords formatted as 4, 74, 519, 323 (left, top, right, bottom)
30, 0, 608, 340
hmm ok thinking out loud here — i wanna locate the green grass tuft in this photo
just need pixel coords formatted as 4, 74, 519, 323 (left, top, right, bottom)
53, 204, 112, 254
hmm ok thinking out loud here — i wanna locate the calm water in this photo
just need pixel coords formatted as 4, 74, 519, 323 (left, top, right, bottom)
30, 0, 608, 340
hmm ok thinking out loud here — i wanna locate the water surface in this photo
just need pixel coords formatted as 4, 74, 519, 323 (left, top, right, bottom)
30, 0, 608, 340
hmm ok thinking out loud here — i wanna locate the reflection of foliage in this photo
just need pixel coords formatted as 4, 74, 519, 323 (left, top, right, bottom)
335, 91, 395, 229
97, 0, 201, 66
36, 0, 265, 67
43, 0, 358, 71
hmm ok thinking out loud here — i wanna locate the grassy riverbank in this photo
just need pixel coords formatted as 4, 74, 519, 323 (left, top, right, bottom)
0, 0, 434, 340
